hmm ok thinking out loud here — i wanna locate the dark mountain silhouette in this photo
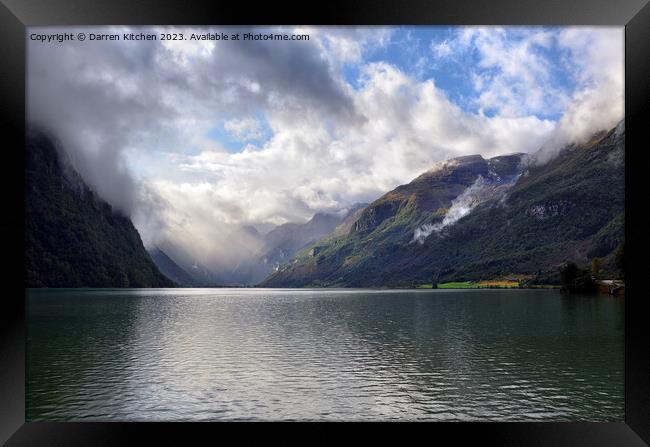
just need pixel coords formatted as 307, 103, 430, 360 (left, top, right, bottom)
25, 130, 175, 288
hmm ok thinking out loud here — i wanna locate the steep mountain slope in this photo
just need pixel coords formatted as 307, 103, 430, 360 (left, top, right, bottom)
262, 123, 624, 287
259, 205, 367, 271
228, 205, 367, 285
149, 247, 196, 287
25, 130, 175, 288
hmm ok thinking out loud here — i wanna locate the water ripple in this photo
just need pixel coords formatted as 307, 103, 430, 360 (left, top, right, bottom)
26, 288, 624, 421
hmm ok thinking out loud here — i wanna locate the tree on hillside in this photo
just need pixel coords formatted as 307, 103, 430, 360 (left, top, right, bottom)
431, 270, 440, 289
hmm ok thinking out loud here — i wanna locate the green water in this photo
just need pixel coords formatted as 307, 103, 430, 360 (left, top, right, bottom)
26, 288, 624, 421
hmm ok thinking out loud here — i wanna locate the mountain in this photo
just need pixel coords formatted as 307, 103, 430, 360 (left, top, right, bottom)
258, 205, 367, 271
151, 238, 227, 287
25, 130, 175, 288
262, 212, 342, 264
226, 205, 368, 285
149, 247, 196, 287
261, 122, 625, 287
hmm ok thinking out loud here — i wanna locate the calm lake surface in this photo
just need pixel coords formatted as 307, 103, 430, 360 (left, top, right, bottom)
26, 288, 624, 421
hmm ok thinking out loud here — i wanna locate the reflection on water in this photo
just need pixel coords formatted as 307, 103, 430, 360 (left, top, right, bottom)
26, 288, 624, 421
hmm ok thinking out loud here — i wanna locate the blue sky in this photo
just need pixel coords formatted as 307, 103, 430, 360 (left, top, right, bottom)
206, 112, 273, 153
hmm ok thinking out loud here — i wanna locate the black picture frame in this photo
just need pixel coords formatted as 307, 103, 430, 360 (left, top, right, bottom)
1, 0, 648, 445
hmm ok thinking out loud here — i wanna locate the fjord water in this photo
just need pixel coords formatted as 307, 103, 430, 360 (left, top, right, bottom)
26, 288, 624, 421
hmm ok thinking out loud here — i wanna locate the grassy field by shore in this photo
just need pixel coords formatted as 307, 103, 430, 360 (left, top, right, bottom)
417, 280, 521, 289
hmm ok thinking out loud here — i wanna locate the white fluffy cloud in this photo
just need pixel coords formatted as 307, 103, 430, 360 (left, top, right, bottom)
437, 27, 569, 118
536, 27, 624, 161
431, 40, 453, 58
223, 117, 265, 142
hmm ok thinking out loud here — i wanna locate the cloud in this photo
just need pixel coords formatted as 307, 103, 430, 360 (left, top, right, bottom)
223, 117, 265, 142
428, 26, 623, 163
533, 27, 624, 162
28, 26, 360, 215
307, 26, 393, 65
431, 40, 453, 58
451, 27, 570, 118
